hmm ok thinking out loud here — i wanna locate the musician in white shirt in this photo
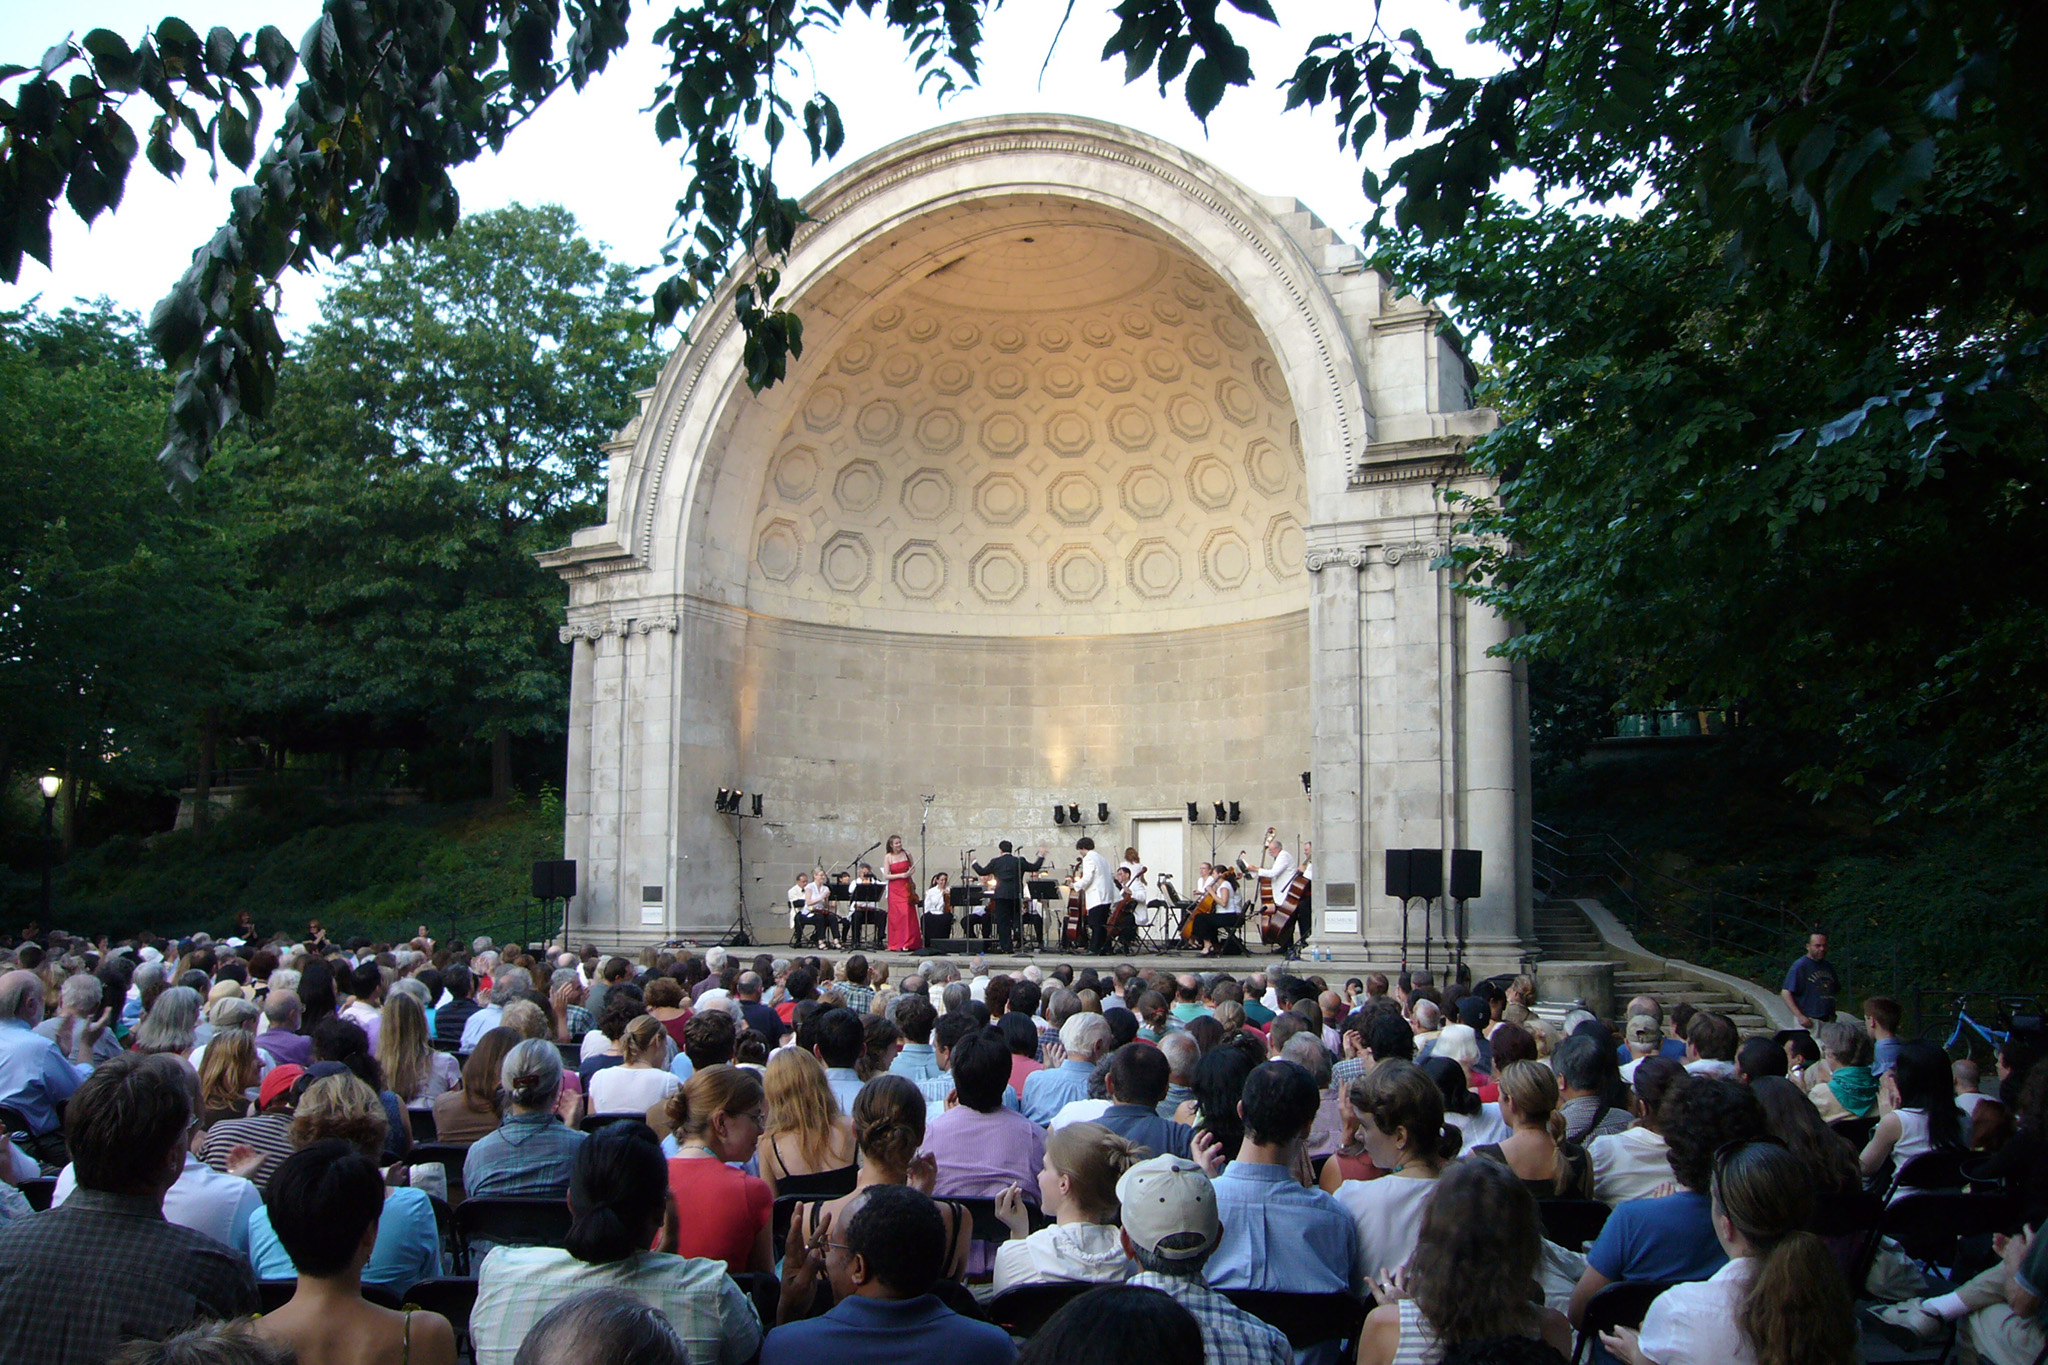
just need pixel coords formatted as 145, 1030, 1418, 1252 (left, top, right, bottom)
803, 872, 838, 947
1250, 831, 1302, 953
1116, 847, 1154, 929
788, 872, 813, 947
922, 873, 953, 943
1075, 837, 1116, 954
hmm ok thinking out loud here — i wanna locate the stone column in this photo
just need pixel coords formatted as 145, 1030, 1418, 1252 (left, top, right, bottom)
1460, 594, 1522, 968
1307, 548, 1366, 937
561, 631, 596, 929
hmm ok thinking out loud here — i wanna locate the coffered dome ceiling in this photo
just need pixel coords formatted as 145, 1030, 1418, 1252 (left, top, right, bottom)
746, 222, 1307, 634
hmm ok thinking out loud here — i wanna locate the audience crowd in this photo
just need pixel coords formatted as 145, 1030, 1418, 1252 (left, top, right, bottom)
0, 926, 2036, 1365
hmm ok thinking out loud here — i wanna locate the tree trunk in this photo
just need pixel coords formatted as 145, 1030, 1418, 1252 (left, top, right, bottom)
60, 770, 82, 856
491, 731, 513, 802
193, 705, 219, 834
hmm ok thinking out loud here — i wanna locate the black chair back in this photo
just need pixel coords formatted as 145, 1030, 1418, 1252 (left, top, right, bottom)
557, 1043, 581, 1072
773, 1194, 813, 1253
1891, 1148, 1969, 1195
261, 1279, 403, 1312
0, 1106, 31, 1140
775, 1167, 859, 1200
1830, 1115, 1878, 1151
408, 1142, 475, 1204
947, 1195, 1044, 1247
407, 1106, 438, 1143
456, 1196, 575, 1259
987, 1281, 1097, 1337
18, 1177, 54, 1212
579, 1112, 644, 1134
1570, 1282, 1675, 1365
1220, 1289, 1369, 1350
728, 1272, 783, 1332
431, 1038, 461, 1053
1880, 1191, 2020, 1276
400, 1277, 478, 1352
1808, 1186, 1886, 1285
1539, 1198, 1613, 1252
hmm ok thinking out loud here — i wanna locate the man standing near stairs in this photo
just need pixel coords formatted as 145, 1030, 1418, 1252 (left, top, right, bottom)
1780, 932, 1839, 1033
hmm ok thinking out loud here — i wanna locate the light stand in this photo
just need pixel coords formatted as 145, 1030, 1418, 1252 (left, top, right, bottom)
713, 787, 763, 947
918, 794, 934, 896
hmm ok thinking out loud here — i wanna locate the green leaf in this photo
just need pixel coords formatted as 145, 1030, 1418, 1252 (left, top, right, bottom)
253, 25, 296, 85
218, 104, 254, 170
1185, 56, 1226, 122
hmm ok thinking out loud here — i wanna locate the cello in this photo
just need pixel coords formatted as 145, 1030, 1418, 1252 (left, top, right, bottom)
1107, 869, 1140, 940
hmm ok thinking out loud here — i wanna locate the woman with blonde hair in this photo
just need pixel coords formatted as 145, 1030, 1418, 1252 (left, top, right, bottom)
377, 991, 457, 1107
247, 1073, 442, 1293
664, 1065, 774, 1274
590, 1013, 681, 1115
197, 1028, 260, 1128
1472, 1060, 1593, 1200
757, 1049, 855, 1196
991, 1120, 1147, 1293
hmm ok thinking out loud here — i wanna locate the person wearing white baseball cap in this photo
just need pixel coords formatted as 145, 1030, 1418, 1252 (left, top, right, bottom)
1115, 1154, 1292, 1365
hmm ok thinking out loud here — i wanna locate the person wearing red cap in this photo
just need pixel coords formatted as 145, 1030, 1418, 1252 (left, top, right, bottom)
199, 1061, 305, 1190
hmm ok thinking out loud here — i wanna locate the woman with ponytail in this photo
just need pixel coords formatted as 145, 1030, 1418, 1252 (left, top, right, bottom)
663, 1065, 775, 1274
471, 1122, 764, 1365
462, 1038, 585, 1202
1472, 1061, 1594, 1200
588, 1013, 681, 1116
991, 1120, 1148, 1293
1600, 1139, 1856, 1365
792, 1073, 972, 1285
1333, 1059, 1464, 1277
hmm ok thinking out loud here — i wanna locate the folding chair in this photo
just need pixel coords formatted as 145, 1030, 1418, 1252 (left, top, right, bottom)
402, 1277, 479, 1360
987, 1281, 1097, 1337
1539, 1198, 1614, 1253
409, 1142, 475, 1205
407, 1106, 438, 1143
1570, 1281, 1675, 1365
455, 1197, 573, 1273
1220, 1290, 1371, 1352
773, 1167, 859, 1200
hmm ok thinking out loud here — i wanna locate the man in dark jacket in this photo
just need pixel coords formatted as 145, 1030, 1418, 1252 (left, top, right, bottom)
972, 841, 1047, 953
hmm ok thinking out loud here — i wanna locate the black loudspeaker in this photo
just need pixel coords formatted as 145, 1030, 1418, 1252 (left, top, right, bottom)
1450, 849, 1483, 901
1407, 849, 1443, 901
1384, 848, 1413, 900
930, 937, 986, 955
530, 859, 577, 900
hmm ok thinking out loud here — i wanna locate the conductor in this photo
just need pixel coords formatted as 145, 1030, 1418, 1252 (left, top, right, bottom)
972, 840, 1047, 953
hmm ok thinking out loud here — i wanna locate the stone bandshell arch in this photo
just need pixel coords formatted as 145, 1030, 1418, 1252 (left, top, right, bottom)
548, 114, 1529, 967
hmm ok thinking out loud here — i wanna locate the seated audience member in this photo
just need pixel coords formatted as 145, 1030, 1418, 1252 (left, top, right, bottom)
1201, 1059, 1366, 1363
758, 1048, 858, 1196
254, 989, 312, 1068
891, 996, 942, 1081
0, 967, 98, 1162
0, 1054, 259, 1365
812, 1007, 869, 1112
511, 1288, 691, 1365
1113, 1153, 1292, 1365
247, 1072, 441, 1293
1473, 1060, 1594, 1200
1866, 995, 1904, 1077
1002, 1011, 1045, 1097
109, 1320, 293, 1365
1619, 1014, 1665, 1082
1734, 1035, 1789, 1086
1014, 1283, 1204, 1365
646, 977, 692, 1049
1684, 1012, 1740, 1079
432, 965, 480, 1050
1569, 1077, 1768, 1327
200, 1061, 304, 1189
433, 1026, 521, 1145
1554, 1034, 1633, 1141
1590, 1057, 1684, 1205
134, 984, 204, 1056
766, 1184, 1018, 1365
250, 1141, 457, 1365
471, 1123, 761, 1365
589, 1014, 681, 1115
197, 1028, 260, 1128
1861, 1038, 1967, 1179
857, 1014, 904, 1082
1180, 1038, 1260, 1154
665, 1064, 775, 1274
36, 972, 122, 1063
50, 1057, 262, 1254
465, 1038, 586, 1200
993, 1120, 1146, 1293
921, 1028, 1047, 1199
672, 1005, 739, 1085
1424, 1054, 1509, 1150
1359, 1158, 1574, 1365
795, 1074, 972, 1283
1158, 1030, 1199, 1119
1807, 1018, 1877, 1121
379, 990, 458, 1106
1334, 1059, 1460, 1267
1024, 1013, 1113, 1124
1279, 1033, 1345, 1158
464, 968, 534, 1051
1601, 1140, 1856, 1365
1318, 1065, 1387, 1191
1751, 1075, 1862, 1196
1094, 1041, 1196, 1159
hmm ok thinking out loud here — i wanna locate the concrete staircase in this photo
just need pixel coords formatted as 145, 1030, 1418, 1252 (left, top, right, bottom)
1534, 900, 1774, 1033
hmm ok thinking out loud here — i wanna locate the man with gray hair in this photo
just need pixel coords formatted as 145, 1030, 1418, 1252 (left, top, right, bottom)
1554, 1033, 1631, 1140
1022, 1013, 1112, 1125
941, 981, 972, 1016
255, 990, 312, 1068
513, 1288, 691, 1365
1158, 1030, 1200, 1120
37, 973, 122, 1063
0, 968, 101, 1161
1116, 1154, 1291, 1365
461, 965, 533, 1050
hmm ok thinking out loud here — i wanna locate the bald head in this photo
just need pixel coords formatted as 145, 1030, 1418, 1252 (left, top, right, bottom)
1626, 995, 1662, 1024
263, 990, 302, 1029
0, 971, 43, 1026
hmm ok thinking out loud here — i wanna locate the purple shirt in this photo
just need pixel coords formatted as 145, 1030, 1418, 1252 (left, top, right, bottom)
920, 1104, 1046, 1201
255, 1030, 313, 1067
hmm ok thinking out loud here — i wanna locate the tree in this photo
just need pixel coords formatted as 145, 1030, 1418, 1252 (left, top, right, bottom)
227, 203, 659, 798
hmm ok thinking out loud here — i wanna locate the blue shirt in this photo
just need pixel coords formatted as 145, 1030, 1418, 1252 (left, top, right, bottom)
1782, 956, 1839, 1021
1873, 1036, 1901, 1078
1206, 1162, 1366, 1365
1021, 1059, 1096, 1125
761, 1292, 1015, 1365
460, 1004, 505, 1051
1096, 1103, 1195, 1159
1586, 1190, 1726, 1285
915, 1072, 1022, 1115
248, 1184, 441, 1292
0, 1019, 88, 1135
464, 1111, 586, 1200
826, 1067, 866, 1114
891, 1044, 941, 1081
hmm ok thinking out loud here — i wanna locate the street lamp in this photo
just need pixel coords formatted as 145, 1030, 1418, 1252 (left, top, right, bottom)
38, 774, 61, 923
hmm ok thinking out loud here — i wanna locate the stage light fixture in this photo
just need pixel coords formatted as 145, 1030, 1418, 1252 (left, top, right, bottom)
1213, 801, 1227, 822
1229, 801, 1242, 824
1068, 803, 1081, 825
1053, 805, 1066, 825
1097, 802, 1109, 823
1186, 801, 1200, 822
1301, 770, 1312, 793
751, 794, 763, 817
716, 787, 731, 811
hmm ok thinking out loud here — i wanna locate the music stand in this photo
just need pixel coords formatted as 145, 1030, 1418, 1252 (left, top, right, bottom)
826, 883, 852, 948
1025, 879, 1059, 951
850, 883, 884, 950
950, 885, 989, 941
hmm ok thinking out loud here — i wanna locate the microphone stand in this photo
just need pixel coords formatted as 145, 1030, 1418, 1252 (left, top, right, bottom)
918, 795, 934, 900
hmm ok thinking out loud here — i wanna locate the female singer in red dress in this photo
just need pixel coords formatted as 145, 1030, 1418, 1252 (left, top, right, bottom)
883, 834, 919, 952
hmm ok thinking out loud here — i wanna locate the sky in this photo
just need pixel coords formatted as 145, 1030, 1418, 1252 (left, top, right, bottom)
1, 0, 1501, 336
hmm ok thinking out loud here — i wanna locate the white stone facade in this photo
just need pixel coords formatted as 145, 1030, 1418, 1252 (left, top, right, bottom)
543, 115, 1530, 968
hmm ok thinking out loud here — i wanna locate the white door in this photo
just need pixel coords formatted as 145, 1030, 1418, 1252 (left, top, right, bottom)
1132, 819, 1187, 903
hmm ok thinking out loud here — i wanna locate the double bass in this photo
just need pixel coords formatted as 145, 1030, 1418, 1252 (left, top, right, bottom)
1237, 829, 1281, 941
1063, 856, 1087, 948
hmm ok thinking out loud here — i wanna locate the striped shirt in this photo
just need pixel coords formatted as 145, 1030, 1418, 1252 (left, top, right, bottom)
470, 1246, 761, 1365
199, 1110, 297, 1189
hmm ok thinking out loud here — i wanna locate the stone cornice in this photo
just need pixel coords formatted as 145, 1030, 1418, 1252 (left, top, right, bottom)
558, 614, 681, 643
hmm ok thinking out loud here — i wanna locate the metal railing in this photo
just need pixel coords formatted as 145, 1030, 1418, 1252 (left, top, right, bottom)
1532, 820, 1808, 974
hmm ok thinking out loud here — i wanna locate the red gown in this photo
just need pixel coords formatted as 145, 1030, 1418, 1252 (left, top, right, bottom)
885, 855, 920, 951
